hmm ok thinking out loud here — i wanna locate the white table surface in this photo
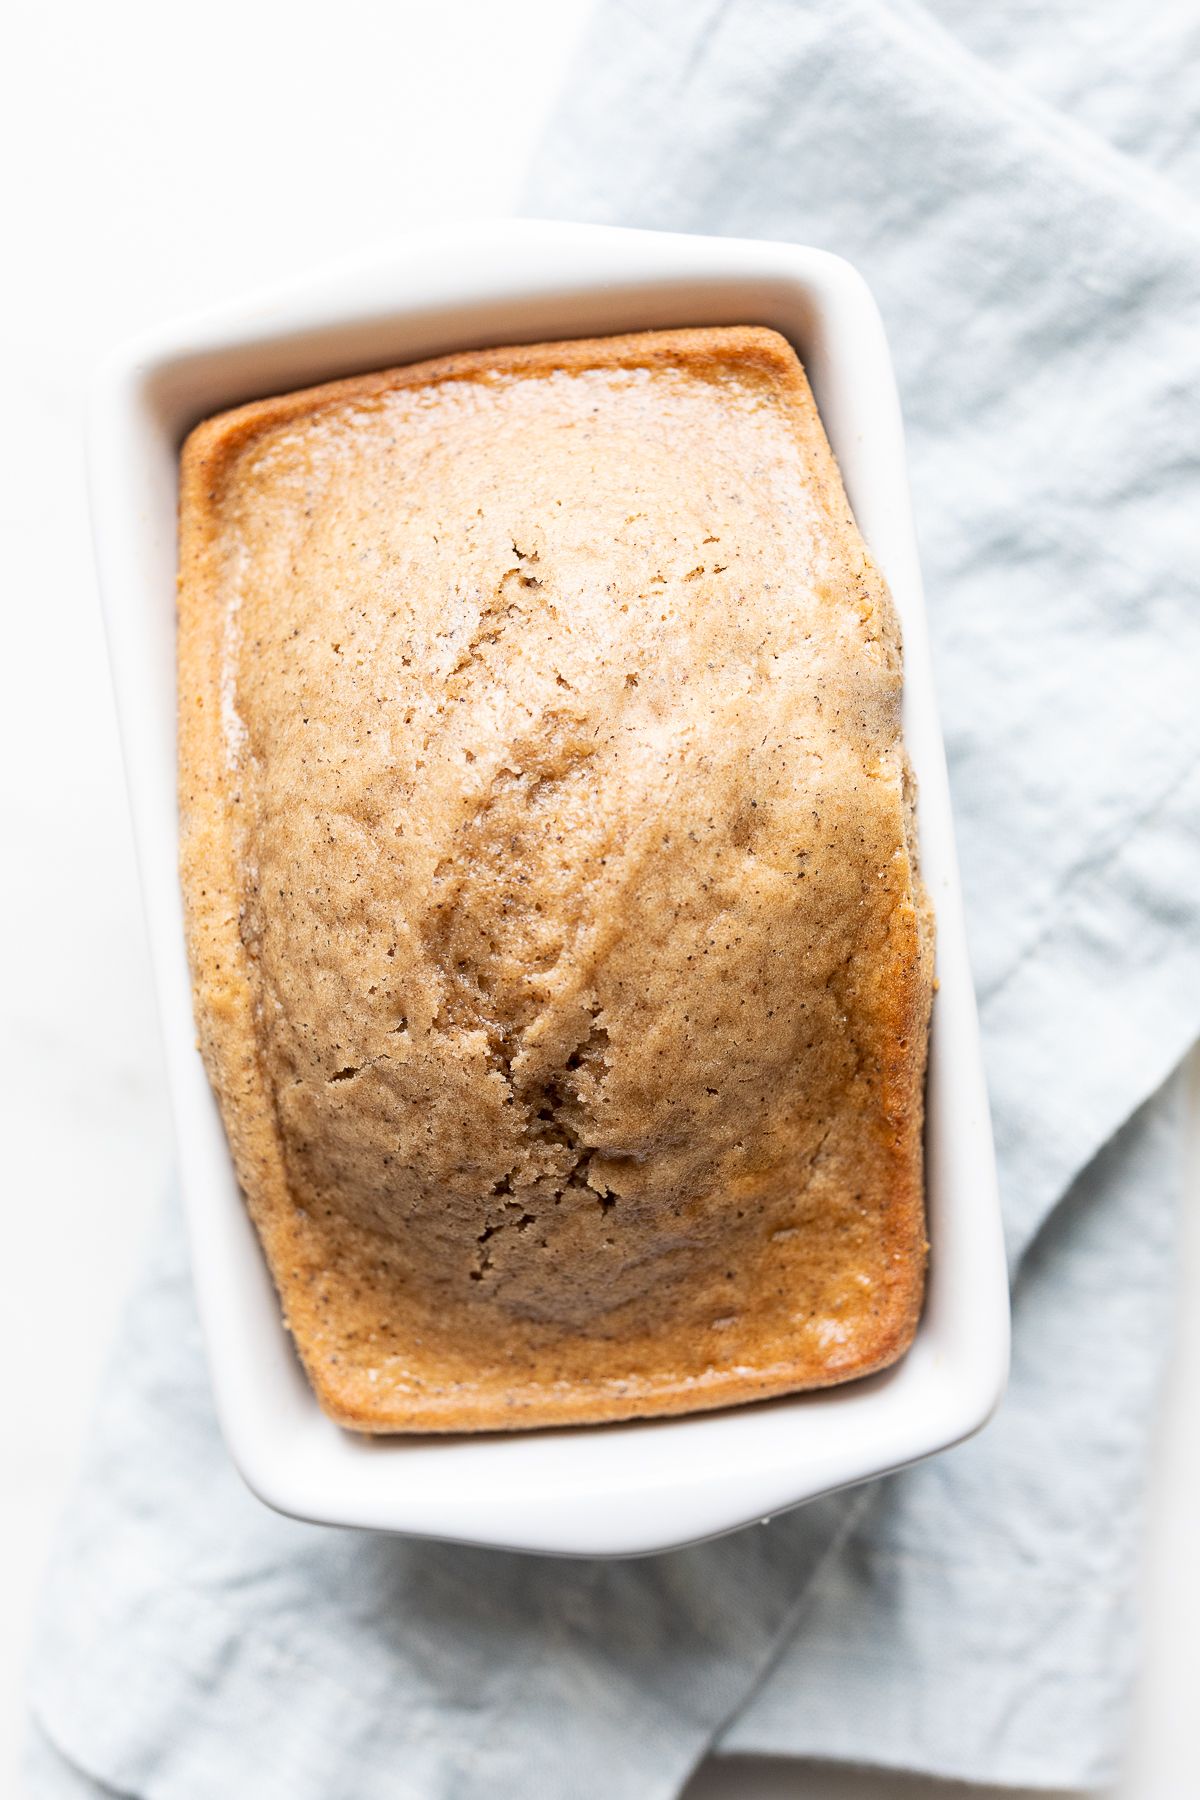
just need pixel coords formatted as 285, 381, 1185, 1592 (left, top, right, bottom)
2, 3, 1196, 1794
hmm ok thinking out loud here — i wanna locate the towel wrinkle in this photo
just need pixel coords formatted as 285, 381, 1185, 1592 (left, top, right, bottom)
979, 745, 1200, 1011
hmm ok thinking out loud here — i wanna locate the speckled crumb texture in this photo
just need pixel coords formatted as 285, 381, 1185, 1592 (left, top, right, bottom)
177, 326, 934, 1432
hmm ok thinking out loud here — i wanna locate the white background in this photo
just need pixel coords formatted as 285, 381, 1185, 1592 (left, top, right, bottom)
1, 2, 1196, 1796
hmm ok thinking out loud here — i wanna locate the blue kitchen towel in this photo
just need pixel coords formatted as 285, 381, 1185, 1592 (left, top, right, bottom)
27, 1, 1200, 1793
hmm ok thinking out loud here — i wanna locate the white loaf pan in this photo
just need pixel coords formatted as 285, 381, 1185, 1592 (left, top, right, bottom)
89, 219, 1009, 1557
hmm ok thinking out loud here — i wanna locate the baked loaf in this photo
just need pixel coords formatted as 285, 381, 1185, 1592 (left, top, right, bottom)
178, 326, 933, 1432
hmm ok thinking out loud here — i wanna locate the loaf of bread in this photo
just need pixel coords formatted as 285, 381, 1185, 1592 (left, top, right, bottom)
178, 326, 933, 1432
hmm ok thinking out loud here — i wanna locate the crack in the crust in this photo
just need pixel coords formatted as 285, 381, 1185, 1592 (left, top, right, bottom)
326, 1052, 390, 1085
470, 1195, 540, 1280
469, 1175, 538, 1279
418, 676, 634, 1289
509, 540, 541, 587
767, 1117, 840, 1243
445, 541, 541, 687
804, 1117, 836, 1175
467, 1015, 615, 1283
525, 1018, 611, 1187
424, 738, 599, 1078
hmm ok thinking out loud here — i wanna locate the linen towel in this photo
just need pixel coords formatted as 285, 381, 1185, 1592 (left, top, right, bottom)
27, 1, 1200, 1792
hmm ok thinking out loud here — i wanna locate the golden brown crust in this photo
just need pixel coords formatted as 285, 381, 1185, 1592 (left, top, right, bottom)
178, 326, 933, 1432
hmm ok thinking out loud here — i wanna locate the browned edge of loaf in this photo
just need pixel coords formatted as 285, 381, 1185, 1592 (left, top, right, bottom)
177, 326, 933, 1433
